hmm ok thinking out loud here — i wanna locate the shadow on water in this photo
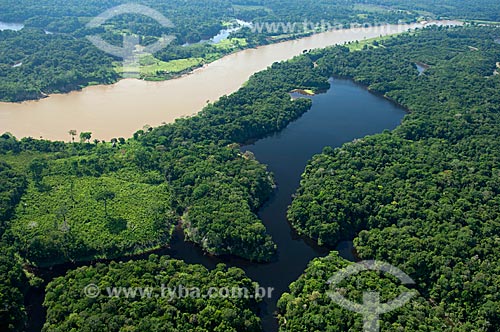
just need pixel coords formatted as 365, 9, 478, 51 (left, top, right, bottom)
26, 78, 406, 332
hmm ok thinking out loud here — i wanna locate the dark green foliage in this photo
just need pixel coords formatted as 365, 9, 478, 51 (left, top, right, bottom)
0, 135, 68, 154
143, 56, 326, 145
0, 162, 28, 332
134, 55, 331, 261
288, 26, 500, 330
0, 245, 28, 332
79, 132, 92, 143
278, 252, 449, 331
160, 144, 276, 260
43, 255, 262, 332
0, 0, 475, 102
0, 157, 28, 332
2, 42, 331, 264
367, 0, 500, 21
184, 193, 276, 259
2, 16, 500, 332
0, 29, 119, 102
0, 0, 231, 43
0, 161, 26, 226
233, 0, 414, 28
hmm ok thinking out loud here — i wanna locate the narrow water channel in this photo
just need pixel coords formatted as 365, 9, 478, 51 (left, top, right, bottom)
26, 79, 407, 332
168, 78, 407, 331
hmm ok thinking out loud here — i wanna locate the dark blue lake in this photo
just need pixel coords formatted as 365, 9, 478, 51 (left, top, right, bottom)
169, 78, 406, 331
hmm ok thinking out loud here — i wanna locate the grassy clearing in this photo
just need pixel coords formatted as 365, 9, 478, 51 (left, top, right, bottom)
214, 37, 248, 51
12, 167, 175, 266
115, 38, 249, 80
116, 55, 203, 77
140, 57, 203, 75
345, 34, 394, 51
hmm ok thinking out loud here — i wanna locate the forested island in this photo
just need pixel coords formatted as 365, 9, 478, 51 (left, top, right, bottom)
1, 1, 500, 331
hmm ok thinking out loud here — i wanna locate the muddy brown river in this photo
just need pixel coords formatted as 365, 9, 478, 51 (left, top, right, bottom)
0, 21, 460, 141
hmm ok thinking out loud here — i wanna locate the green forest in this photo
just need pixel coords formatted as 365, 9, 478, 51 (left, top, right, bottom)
286, 26, 500, 330
2, 0, 500, 101
0, 50, 332, 267
43, 255, 262, 331
278, 252, 446, 331
1, 3, 500, 330
0, 42, 331, 330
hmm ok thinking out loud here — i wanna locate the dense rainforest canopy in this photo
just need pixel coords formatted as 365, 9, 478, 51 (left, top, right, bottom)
0, 38, 332, 330
1, 5, 500, 329
42, 255, 263, 332
286, 26, 500, 330
2, 0, 499, 101
278, 252, 447, 331
0, 51, 331, 267
0, 162, 28, 332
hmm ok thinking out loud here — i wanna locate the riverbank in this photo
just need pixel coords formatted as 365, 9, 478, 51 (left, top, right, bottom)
23, 78, 407, 332
0, 20, 461, 141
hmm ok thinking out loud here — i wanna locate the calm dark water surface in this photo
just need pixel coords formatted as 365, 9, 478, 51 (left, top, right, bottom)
27, 79, 406, 332
169, 78, 406, 331
0, 21, 24, 31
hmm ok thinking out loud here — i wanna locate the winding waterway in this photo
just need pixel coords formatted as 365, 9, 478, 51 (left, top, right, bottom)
199, 78, 406, 331
26, 79, 407, 332
0, 21, 460, 141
